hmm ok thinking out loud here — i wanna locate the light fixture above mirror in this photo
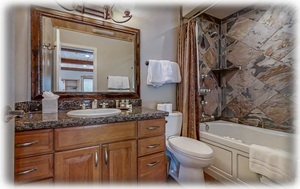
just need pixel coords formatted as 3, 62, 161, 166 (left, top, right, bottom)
55, 0, 133, 24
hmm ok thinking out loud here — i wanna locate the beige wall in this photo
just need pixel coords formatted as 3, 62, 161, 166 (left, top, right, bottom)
126, 6, 180, 109
14, 6, 30, 102
14, 3, 180, 110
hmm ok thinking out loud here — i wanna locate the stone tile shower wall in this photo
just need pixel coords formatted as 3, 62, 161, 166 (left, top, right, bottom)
197, 15, 221, 118
199, 5, 295, 133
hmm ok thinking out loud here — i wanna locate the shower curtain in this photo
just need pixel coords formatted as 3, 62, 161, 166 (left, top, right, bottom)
176, 19, 200, 140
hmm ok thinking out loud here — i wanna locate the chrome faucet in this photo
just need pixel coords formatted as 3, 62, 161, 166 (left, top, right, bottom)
199, 88, 211, 94
100, 103, 108, 108
201, 100, 208, 105
201, 74, 209, 79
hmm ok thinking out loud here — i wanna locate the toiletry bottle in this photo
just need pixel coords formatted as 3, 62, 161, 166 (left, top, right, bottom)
92, 99, 98, 109
120, 100, 126, 108
115, 100, 119, 108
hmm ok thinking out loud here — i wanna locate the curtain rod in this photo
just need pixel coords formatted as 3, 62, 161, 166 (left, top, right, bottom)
184, 0, 222, 23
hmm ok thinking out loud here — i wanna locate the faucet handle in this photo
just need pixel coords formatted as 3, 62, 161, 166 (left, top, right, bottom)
201, 100, 208, 105
80, 103, 87, 109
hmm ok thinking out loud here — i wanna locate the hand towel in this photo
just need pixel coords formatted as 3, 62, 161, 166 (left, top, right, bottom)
249, 144, 296, 184
108, 76, 130, 89
107, 89, 130, 92
169, 61, 181, 83
146, 60, 165, 87
147, 60, 181, 87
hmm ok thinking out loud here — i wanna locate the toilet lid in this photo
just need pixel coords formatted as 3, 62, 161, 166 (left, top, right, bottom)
168, 136, 213, 158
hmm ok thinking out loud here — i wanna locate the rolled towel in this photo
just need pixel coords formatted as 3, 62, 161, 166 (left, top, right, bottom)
249, 144, 296, 184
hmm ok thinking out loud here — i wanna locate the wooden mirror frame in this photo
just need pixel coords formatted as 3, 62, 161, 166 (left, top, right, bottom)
31, 6, 140, 100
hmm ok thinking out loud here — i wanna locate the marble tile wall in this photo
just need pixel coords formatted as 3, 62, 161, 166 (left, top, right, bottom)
199, 5, 296, 133
197, 15, 221, 117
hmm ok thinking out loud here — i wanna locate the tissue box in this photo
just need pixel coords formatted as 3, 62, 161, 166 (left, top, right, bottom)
42, 99, 58, 113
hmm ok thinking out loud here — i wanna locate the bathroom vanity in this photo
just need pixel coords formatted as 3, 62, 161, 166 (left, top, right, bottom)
14, 107, 168, 184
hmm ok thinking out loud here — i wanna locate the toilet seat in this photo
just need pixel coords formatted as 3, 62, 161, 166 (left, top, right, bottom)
168, 136, 213, 159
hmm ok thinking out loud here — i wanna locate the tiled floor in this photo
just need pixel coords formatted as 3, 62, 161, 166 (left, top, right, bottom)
166, 173, 221, 186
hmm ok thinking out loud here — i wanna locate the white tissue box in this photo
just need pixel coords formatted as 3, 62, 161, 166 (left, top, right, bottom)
42, 99, 58, 113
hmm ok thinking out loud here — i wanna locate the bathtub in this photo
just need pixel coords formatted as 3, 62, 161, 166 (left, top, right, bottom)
199, 120, 296, 186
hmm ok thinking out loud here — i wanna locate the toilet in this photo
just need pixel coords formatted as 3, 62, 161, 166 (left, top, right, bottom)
166, 111, 213, 184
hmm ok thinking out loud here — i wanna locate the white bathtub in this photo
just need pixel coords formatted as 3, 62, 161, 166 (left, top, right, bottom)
199, 120, 296, 186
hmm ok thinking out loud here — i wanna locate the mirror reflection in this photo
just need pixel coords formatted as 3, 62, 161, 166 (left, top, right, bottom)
42, 16, 135, 93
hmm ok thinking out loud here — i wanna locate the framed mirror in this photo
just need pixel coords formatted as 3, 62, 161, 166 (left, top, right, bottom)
31, 6, 140, 100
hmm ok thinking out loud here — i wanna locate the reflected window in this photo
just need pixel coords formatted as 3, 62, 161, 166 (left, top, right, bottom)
59, 46, 95, 92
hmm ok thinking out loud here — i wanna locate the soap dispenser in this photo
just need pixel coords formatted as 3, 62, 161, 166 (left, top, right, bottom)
92, 99, 98, 109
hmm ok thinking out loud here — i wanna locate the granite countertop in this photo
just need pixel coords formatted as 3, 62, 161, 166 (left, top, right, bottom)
15, 107, 169, 132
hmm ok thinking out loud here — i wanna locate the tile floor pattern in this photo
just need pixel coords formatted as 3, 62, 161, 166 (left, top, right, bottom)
166, 173, 221, 187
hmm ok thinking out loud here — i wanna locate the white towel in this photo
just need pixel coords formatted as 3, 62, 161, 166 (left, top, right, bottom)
108, 76, 130, 89
249, 144, 296, 184
147, 60, 181, 87
107, 89, 130, 92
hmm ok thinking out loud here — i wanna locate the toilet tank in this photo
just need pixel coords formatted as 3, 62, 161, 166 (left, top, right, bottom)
165, 111, 182, 138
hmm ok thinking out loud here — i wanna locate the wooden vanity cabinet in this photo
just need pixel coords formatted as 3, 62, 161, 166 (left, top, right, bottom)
137, 118, 167, 183
15, 118, 166, 184
54, 146, 101, 183
102, 140, 137, 182
14, 129, 54, 183
54, 121, 137, 183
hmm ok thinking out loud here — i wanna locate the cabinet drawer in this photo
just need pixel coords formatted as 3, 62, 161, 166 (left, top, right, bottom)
138, 119, 165, 138
15, 129, 53, 158
138, 135, 165, 157
138, 152, 166, 182
54, 121, 136, 151
15, 154, 53, 183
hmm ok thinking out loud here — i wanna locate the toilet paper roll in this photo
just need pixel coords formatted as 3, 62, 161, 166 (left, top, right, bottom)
157, 104, 166, 111
165, 103, 172, 113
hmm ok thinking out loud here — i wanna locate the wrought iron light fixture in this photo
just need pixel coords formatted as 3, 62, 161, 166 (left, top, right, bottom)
56, 1, 133, 24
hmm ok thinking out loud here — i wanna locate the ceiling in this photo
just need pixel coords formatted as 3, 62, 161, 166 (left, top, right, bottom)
182, 1, 255, 20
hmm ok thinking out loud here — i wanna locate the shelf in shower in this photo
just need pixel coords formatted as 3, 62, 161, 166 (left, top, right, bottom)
211, 66, 241, 88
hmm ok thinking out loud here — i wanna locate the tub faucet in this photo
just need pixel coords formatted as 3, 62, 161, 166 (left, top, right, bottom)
201, 112, 214, 119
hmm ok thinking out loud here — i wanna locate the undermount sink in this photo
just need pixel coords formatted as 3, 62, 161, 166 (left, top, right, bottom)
67, 108, 121, 118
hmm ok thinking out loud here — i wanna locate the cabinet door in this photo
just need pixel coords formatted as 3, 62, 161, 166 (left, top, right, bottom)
55, 146, 101, 183
102, 140, 137, 183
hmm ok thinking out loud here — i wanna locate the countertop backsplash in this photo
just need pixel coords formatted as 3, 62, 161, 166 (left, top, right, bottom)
15, 99, 142, 112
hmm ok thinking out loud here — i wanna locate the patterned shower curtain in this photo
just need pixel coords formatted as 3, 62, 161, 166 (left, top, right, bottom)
176, 19, 200, 140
